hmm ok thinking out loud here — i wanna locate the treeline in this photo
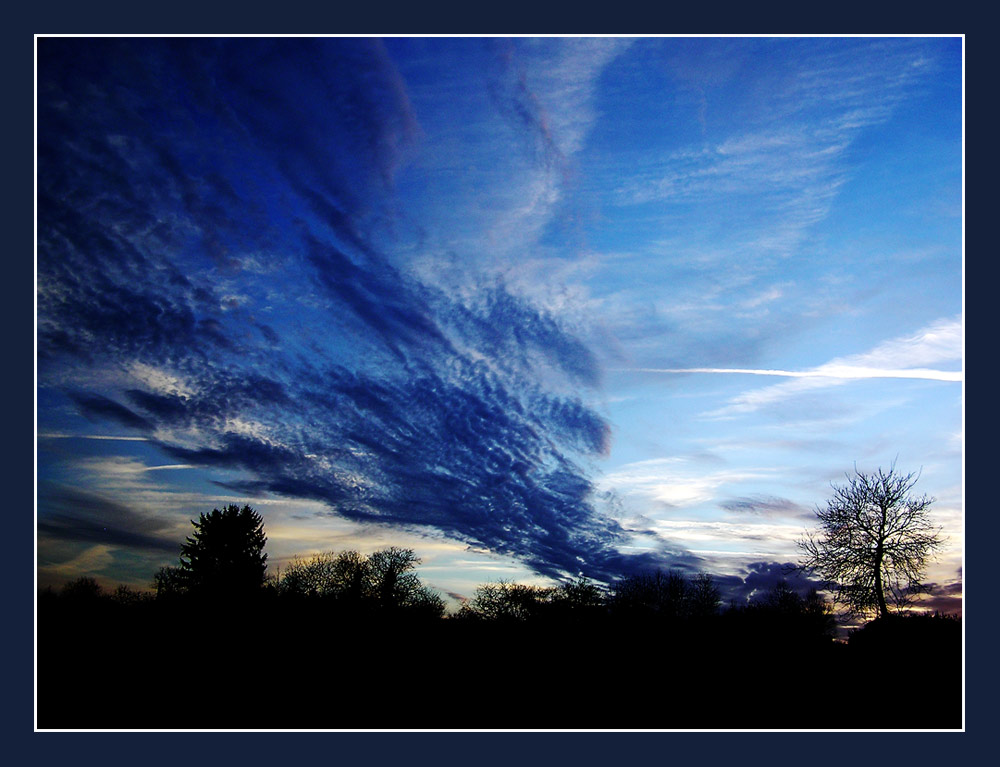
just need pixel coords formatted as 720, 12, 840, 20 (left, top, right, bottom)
37, 560, 960, 730
35, 503, 840, 632
40, 549, 839, 639
37, 504, 960, 729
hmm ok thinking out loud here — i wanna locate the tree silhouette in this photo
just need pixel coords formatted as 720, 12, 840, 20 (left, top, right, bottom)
458, 580, 555, 622
366, 547, 444, 615
279, 550, 366, 601
178, 504, 267, 599
153, 566, 188, 600
796, 465, 943, 619
609, 570, 690, 621
547, 577, 606, 621
60, 576, 104, 601
688, 573, 722, 619
278, 547, 444, 617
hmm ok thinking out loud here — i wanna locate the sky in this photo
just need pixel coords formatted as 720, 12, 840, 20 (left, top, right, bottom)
35, 36, 963, 614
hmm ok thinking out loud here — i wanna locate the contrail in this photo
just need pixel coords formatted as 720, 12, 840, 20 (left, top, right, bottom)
37, 433, 151, 441
142, 464, 196, 471
620, 366, 962, 382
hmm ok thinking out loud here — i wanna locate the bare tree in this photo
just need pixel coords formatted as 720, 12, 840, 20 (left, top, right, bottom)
279, 550, 371, 602
797, 465, 943, 619
278, 547, 444, 617
458, 580, 555, 622
688, 573, 722, 619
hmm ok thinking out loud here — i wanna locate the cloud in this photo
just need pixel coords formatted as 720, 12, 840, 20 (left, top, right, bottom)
443, 38, 633, 260
689, 316, 962, 417
912, 580, 962, 615
599, 458, 774, 510
38, 433, 150, 442
585, 39, 954, 373
727, 561, 827, 605
625, 366, 961, 382
146, 363, 641, 581
37, 483, 179, 553
36, 38, 680, 584
619, 39, 937, 238
69, 392, 156, 433
719, 496, 811, 518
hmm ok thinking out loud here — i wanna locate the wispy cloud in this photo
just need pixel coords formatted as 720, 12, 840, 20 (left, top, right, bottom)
661, 316, 964, 418
35, 37, 960, 591
38, 433, 150, 441
622, 366, 961, 382
36, 38, 678, 584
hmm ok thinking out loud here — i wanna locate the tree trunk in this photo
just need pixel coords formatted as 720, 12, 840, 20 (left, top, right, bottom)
874, 544, 888, 619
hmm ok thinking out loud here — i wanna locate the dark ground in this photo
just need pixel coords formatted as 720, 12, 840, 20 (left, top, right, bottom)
37, 601, 961, 730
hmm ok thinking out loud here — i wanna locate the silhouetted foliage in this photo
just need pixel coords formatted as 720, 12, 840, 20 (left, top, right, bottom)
546, 577, 607, 622
742, 581, 837, 645
153, 566, 188, 600
457, 580, 556, 622
609, 569, 721, 622
688, 573, 723, 619
279, 550, 369, 601
848, 611, 961, 654
60, 576, 104, 601
37, 561, 960, 729
178, 504, 268, 599
278, 547, 445, 618
367, 546, 443, 615
37, 542, 958, 728
797, 465, 943, 619
110, 584, 153, 607
609, 570, 684, 620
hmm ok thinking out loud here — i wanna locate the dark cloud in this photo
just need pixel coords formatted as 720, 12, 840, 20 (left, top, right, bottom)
36, 38, 689, 585
720, 495, 811, 518
69, 392, 156, 433
486, 39, 566, 173
304, 233, 452, 358
908, 581, 963, 615
439, 283, 602, 388
146, 362, 644, 582
37, 484, 178, 553
724, 561, 828, 606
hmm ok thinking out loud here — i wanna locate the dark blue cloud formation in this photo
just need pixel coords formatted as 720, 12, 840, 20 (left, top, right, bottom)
37, 484, 177, 553
37, 38, 680, 583
725, 561, 827, 605
720, 495, 812, 519
70, 392, 156, 433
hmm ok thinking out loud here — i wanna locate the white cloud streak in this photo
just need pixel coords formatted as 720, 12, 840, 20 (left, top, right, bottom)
699, 316, 962, 416
622, 366, 961, 382
38, 433, 150, 441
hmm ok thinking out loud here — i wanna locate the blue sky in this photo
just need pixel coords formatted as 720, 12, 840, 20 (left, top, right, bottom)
36, 36, 962, 612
